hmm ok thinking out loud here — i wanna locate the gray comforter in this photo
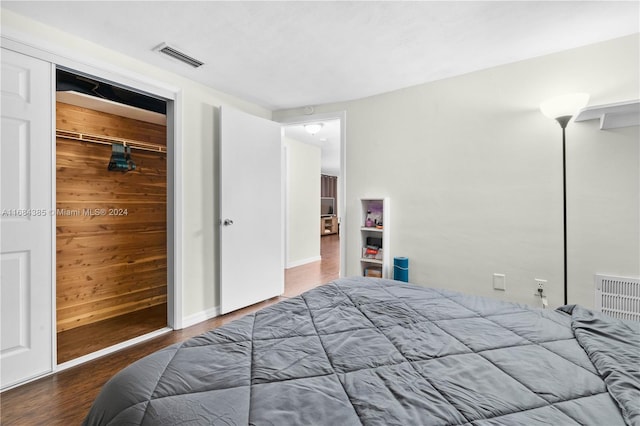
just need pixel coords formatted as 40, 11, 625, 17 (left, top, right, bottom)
84, 277, 640, 425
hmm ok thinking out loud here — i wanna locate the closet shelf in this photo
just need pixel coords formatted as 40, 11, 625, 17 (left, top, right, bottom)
574, 99, 639, 130
56, 129, 167, 153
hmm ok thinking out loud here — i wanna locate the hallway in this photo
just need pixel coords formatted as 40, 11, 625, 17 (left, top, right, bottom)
285, 233, 340, 296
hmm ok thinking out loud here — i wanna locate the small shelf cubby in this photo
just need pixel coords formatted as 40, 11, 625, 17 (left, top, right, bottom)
360, 198, 390, 278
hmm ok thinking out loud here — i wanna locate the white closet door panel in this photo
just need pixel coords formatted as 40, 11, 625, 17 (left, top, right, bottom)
0, 48, 53, 389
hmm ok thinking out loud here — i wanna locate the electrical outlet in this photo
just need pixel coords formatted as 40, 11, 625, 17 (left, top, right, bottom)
535, 278, 547, 290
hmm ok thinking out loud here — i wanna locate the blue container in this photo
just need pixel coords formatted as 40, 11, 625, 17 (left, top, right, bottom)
393, 257, 409, 282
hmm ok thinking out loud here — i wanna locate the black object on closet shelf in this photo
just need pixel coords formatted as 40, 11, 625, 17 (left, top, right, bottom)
108, 143, 136, 172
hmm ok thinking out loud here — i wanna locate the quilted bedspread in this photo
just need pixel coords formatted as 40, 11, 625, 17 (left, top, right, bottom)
84, 277, 640, 425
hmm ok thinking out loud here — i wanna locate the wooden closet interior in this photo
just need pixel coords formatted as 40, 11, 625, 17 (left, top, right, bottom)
55, 79, 168, 364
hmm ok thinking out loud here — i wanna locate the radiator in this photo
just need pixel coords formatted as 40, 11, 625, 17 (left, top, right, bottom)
595, 274, 640, 322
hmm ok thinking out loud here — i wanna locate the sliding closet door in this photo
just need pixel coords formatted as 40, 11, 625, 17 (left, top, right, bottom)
219, 106, 283, 314
0, 48, 54, 389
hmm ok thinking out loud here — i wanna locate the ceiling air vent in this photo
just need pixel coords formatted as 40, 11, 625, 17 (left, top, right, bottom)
155, 43, 204, 68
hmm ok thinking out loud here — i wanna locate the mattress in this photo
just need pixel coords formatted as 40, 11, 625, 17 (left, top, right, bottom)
84, 277, 640, 425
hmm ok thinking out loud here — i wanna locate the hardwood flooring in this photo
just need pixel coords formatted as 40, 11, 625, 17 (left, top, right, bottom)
0, 234, 339, 425
284, 233, 340, 297
57, 304, 167, 364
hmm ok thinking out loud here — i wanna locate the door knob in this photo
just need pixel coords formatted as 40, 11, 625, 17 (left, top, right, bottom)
222, 219, 234, 226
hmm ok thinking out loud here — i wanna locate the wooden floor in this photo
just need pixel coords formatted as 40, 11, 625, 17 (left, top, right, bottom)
0, 234, 339, 425
284, 233, 340, 297
57, 304, 167, 364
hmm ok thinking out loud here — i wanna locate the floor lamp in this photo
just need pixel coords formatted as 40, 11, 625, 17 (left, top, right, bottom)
540, 93, 590, 305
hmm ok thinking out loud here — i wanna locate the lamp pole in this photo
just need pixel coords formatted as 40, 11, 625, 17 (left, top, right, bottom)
540, 93, 589, 307
555, 115, 571, 306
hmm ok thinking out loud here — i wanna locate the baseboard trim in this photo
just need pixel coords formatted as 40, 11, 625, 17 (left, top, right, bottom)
56, 327, 173, 373
16, 305, 223, 389
286, 255, 322, 269
181, 305, 221, 329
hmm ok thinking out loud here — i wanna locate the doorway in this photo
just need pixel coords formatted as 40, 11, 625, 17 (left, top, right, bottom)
281, 113, 345, 286
55, 69, 170, 364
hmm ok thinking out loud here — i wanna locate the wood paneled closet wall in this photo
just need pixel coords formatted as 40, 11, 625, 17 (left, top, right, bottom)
56, 101, 167, 358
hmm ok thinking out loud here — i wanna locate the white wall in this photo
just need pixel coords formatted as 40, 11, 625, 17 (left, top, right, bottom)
1, 9, 272, 321
4, 8, 637, 315
284, 136, 321, 267
275, 34, 640, 309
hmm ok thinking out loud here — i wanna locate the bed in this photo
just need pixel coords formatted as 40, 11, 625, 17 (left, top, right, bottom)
84, 277, 639, 425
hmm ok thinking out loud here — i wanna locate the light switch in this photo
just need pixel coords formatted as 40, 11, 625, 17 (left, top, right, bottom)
493, 273, 506, 291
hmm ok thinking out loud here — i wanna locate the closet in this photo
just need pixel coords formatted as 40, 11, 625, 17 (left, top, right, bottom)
55, 71, 168, 363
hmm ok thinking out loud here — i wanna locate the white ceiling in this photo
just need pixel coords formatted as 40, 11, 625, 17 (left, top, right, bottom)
3, 1, 639, 111
4, 1, 637, 176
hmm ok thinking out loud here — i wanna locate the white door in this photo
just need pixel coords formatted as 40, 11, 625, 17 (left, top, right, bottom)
0, 48, 53, 389
219, 106, 283, 314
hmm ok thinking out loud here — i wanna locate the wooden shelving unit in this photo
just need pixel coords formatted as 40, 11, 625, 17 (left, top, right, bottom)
321, 216, 338, 236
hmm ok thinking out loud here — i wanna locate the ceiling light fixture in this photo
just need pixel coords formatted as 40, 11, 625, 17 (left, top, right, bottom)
539, 92, 590, 305
304, 123, 323, 135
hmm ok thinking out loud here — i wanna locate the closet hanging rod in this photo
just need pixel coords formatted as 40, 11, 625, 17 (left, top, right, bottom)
56, 129, 167, 153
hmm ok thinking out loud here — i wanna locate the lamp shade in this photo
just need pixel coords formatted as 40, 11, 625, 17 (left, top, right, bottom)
540, 93, 590, 119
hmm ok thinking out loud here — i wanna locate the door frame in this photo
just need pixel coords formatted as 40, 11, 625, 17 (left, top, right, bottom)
277, 111, 347, 278
0, 35, 183, 375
